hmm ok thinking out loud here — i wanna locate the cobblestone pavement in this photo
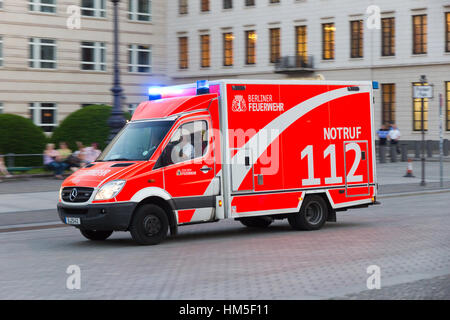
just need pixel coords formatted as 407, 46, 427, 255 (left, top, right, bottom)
0, 192, 448, 300
338, 274, 450, 300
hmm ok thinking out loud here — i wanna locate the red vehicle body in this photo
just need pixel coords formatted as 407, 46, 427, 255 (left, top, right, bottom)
58, 80, 378, 244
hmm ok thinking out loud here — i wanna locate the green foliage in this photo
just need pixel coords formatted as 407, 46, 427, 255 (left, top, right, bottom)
51, 105, 131, 151
0, 114, 47, 167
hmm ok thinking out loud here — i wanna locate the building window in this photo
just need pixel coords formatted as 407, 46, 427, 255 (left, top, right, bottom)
412, 14, 427, 54
0, 102, 3, 114
350, 20, 363, 58
29, 38, 56, 69
81, 42, 106, 71
223, 0, 232, 9
201, 0, 209, 12
269, 28, 280, 63
179, 0, 187, 14
128, 44, 151, 73
446, 13, 450, 52
269, 0, 280, 3
381, 17, 395, 56
29, 0, 56, 13
446, 82, 450, 131
413, 82, 429, 131
81, 0, 106, 18
245, 30, 256, 65
245, 0, 255, 6
200, 35, 210, 68
0, 0, 3, 9
128, 0, 151, 21
0, 36, 3, 67
296, 25, 307, 58
381, 84, 395, 125
29, 103, 57, 132
179, 37, 188, 69
223, 32, 233, 66
322, 23, 335, 60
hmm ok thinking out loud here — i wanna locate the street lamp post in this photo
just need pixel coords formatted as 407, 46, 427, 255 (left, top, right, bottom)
108, 0, 126, 143
420, 75, 426, 186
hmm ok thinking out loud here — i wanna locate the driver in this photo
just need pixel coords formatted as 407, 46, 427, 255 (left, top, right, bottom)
173, 133, 194, 162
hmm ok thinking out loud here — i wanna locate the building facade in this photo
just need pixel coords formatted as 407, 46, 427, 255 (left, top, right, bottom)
167, 0, 450, 142
0, 0, 449, 143
0, 0, 168, 133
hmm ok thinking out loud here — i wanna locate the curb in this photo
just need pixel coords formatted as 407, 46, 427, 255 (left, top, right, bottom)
378, 188, 450, 198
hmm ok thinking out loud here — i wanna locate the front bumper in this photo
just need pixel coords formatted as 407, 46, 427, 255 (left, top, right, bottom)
57, 202, 137, 231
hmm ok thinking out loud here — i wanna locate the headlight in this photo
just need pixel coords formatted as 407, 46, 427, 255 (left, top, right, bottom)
59, 187, 63, 201
94, 180, 126, 201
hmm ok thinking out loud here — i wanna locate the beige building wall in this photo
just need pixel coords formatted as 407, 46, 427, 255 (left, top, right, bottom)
166, 0, 450, 141
0, 0, 168, 132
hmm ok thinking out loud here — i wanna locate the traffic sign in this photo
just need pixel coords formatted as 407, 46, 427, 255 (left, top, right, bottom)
413, 86, 433, 99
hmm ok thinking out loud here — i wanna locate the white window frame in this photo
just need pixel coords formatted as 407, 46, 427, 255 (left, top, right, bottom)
81, 0, 106, 18
128, 0, 152, 22
81, 41, 106, 71
29, 0, 56, 13
29, 102, 58, 132
128, 44, 152, 73
29, 38, 57, 69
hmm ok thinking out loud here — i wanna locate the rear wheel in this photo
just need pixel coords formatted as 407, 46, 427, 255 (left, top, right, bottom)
288, 195, 328, 231
80, 229, 113, 241
239, 216, 273, 228
129, 204, 169, 245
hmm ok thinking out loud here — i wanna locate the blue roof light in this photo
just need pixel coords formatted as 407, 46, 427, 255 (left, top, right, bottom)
372, 81, 379, 90
148, 86, 162, 100
196, 80, 210, 95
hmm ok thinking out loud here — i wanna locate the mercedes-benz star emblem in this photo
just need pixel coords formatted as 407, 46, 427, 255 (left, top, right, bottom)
69, 188, 78, 202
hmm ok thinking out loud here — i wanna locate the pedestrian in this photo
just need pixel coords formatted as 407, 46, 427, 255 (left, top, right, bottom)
388, 123, 401, 154
376, 124, 389, 146
43, 143, 68, 179
57, 142, 72, 162
0, 156, 13, 181
84, 142, 101, 163
66, 141, 86, 171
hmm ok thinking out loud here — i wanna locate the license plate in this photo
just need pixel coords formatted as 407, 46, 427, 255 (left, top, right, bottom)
65, 217, 81, 225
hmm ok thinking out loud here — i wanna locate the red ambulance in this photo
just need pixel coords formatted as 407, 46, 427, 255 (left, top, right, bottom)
58, 80, 378, 245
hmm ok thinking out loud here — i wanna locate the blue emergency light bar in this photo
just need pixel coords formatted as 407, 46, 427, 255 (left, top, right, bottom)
196, 80, 210, 95
372, 81, 379, 90
148, 86, 162, 101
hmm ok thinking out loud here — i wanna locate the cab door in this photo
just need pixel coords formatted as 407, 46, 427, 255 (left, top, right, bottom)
156, 117, 218, 224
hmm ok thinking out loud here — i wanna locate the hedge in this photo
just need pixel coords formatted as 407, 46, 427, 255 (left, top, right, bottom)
0, 114, 47, 167
51, 105, 131, 151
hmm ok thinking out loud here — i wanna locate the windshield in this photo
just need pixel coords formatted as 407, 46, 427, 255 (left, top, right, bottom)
97, 120, 174, 161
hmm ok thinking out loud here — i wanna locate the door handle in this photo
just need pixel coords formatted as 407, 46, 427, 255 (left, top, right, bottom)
200, 166, 212, 172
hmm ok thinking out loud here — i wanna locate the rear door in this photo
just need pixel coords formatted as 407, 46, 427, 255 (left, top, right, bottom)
344, 140, 370, 197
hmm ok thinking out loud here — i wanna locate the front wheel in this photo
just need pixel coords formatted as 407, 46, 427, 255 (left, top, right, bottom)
288, 195, 328, 231
129, 204, 169, 245
80, 229, 113, 241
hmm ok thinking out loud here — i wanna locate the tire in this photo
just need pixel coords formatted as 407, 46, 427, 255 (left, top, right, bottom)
129, 204, 169, 245
80, 229, 113, 241
288, 195, 328, 231
239, 216, 273, 228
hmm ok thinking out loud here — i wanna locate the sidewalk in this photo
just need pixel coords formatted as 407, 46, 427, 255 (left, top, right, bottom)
0, 160, 448, 214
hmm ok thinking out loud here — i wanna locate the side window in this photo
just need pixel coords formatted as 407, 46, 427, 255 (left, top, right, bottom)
155, 120, 208, 168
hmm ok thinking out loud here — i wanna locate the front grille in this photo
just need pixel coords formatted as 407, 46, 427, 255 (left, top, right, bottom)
62, 187, 94, 203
